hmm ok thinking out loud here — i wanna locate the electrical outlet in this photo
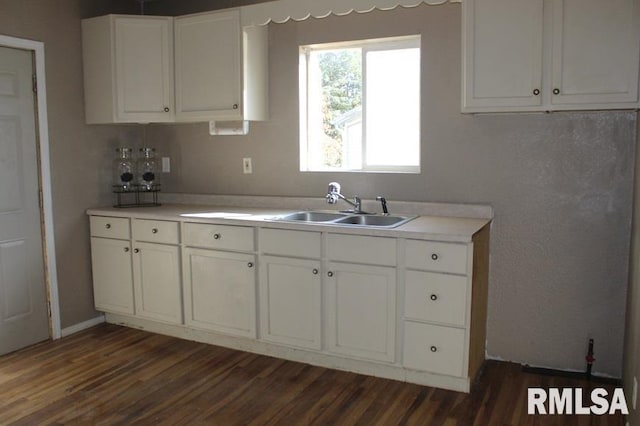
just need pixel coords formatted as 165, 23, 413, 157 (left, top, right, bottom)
162, 157, 170, 173
633, 376, 638, 410
243, 157, 252, 174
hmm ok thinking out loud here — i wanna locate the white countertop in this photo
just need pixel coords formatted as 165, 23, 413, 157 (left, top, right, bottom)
87, 204, 491, 243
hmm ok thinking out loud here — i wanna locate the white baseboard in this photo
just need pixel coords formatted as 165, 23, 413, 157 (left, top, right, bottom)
60, 315, 105, 338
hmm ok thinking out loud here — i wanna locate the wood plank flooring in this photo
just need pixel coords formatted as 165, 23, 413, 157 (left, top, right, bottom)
0, 324, 625, 425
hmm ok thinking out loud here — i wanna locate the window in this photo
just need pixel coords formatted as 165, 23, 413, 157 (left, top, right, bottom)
299, 35, 421, 173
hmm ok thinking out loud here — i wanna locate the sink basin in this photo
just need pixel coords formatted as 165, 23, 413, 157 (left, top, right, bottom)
276, 211, 415, 228
277, 211, 348, 222
334, 214, 415, 228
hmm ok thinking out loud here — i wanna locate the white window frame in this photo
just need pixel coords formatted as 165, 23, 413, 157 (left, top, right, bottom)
299, 35, 421, 173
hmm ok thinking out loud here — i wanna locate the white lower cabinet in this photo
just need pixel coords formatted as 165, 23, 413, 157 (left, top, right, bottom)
403, 321, 466, 377
89, 213, 490, 392
325, 262, 396, 363
132, 242, 182, 324
90, 236, 135, 315
183, 247, 256, 338
259, 256, 321, 349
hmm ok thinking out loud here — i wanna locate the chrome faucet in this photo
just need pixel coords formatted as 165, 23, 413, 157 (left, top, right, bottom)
326, 182, 365, 214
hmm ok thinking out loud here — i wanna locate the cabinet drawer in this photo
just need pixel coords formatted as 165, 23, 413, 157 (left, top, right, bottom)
133, 219, 179, 244
183, 223, 254, 251
260, 228, 320, 258
90, 216, 130, 239
405, 271, 467, 327
327, 234, 396, 266
405, 240, 468, 275
403, 322, 465, 377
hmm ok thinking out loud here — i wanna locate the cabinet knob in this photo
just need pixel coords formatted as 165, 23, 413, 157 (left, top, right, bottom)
430, 294, 438, 301
312, 268, 319, 275
232, 104, 238, 110
247, 262, 253, 268
327, 271, 334, 277
105, 224, 111, 229
124, 247, 130, 252
152, 228, 158, 234
553, 88, 560, 95
134, 248, 140, 253
164, 107, 170, 112
533, 88, 540, 96
213, 233, 221, 240
431, 253, 439, 261
430, 346, 438, 353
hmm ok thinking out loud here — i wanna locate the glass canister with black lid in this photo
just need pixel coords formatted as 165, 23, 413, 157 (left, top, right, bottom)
113, 147, 135, 191
137, 147, 158, 191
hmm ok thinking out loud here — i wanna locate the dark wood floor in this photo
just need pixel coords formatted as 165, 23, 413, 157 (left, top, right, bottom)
0, 324, 624, 425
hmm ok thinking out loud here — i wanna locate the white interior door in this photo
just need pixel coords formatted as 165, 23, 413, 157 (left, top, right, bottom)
0, 46, 50, 355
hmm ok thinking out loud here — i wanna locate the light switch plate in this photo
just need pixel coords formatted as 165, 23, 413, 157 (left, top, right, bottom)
162, 157, 170, 173
243, 158, 252, 174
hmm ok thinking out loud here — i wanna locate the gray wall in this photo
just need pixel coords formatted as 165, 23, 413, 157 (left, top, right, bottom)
149, 4, 636, 376
0, 0, 143, 328
624, 114, 640, 425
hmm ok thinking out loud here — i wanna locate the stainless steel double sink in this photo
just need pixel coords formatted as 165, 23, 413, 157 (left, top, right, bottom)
275, 211, 416, 228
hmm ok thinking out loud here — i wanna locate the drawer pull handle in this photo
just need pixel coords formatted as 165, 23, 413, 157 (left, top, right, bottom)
533, 88, 540, 96
430, 294, 438, 301
430, 346, 438, 353
553, 88, 560, 95
152, 228, 158, 234
134, 248, 140, 253
312, 268, 319, 275
105, 224, 111, 229
124, 247, 130, 252
213, 233, 221, 240
247, 262, 253, 268
431, 253, 438, 261
327, 271, 334, 277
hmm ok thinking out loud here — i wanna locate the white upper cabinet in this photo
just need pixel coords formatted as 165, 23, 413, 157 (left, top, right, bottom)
82, 15, 175, 124
463, 0, 640, 112
550, 0, 640, 107
174, 9, 269, 122
82, 10, 268, 124
463, 0, 544, 111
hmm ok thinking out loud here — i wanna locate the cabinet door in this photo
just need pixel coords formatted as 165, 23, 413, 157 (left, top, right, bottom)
325, 263, 396, 363
175, 10, 243, 121
183, 248, 256, 338
132, 242, 182, 324
113, 16, 174, 122
259, 256, 321, 350
462, 0, 544, 112
550, 0, 640, 107
90, 237, 134, 315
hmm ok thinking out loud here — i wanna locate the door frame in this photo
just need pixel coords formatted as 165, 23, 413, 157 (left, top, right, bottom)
0, 34, 61, 340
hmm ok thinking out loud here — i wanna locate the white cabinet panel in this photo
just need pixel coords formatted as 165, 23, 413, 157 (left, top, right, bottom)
90, 237, 134, 315
90, 216, 130, 240
404, 271, 468, 327
175, 10, 243, 121
259, 256, 321, 349
550, 0, 640, 106
82, 15, 174, 123
326, 262, 396, 363
183, 248, 256, 338
463, 0, 544, 111
183, 223, 255, 252
405, 240, 468, 275
133, 242, 182, 324
132, 219, 179, 244
327, 234, 396, 266
463, 0, 640, 112
403, 322, 466, 377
